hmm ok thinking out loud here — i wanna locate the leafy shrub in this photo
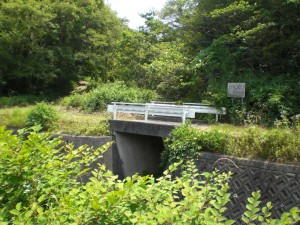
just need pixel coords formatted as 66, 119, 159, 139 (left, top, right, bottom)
0, 126, 111, 223
162, 122, 201, 166
163, 124, 300, 165
162, 122, 228, 165
26, 102, 58, 130
204, 72, 299, 126
60, 93, 85, 108
0, 127, 299, 224
61, 81, 159, 112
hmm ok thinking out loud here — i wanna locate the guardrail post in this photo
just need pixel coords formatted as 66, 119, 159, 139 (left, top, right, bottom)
182, 110, 186, 124
215, 114, 218, 122
144, 105, 149, 122
113, 103, 117, 120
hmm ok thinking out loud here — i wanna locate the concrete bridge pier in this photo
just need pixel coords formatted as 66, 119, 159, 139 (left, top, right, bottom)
110, 120, 176, 179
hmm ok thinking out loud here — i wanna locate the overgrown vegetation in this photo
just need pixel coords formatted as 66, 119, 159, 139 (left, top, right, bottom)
1, 102, 299, 164
25, 102, 58, 130
61, 81, 159, 112
0, 0, 123, 95
0, 107, 33, 129
1, 0, 298, 125
0, 95, 54, 107
0, 106, 112, 136
0, 127, 299, 224
1, 0, 299, 220
53, 108, 111, 136
163, 123, 300, 165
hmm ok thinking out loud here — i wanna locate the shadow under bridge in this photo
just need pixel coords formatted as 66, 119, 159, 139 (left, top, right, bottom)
110, 120, 176, 179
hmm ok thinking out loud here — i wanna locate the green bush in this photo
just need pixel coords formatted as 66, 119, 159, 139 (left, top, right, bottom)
163, 124, 300, 165
61, 81, 159, 112
0, 126, 112, 223
204, 73, 299, 126
162, 122, 228, 166
26, 102, 58, 130
0, 127, 299, 224
60, 94, 85, 109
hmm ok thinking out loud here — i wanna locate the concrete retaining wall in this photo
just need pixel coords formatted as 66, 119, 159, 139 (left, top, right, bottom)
60, 135, 113, 181
196, 152, 300, 223
60, 134, 300, 222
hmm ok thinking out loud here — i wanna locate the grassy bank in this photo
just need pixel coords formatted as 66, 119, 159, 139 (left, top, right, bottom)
0, 106, 109, 136
1, 103, 299, 165
163, 123, 300, 165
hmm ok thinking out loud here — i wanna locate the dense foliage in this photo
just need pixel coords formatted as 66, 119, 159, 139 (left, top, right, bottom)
163, 123, 300, 165
1, 0, 299, 125
160, 0, 300, 124
60, 81, 159, 112
114, 0, 300, 124
0, 127, 299, 224
0, 0, 123, 95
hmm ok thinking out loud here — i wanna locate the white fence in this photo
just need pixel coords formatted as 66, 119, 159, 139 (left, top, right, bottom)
107, 102, 226, 123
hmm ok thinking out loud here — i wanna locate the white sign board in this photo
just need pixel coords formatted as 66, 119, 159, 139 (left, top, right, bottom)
228, 83, 245, 98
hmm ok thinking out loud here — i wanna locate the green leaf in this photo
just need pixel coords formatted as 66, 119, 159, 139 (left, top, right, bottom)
258, 215, 264, 222
224, 220, 235, 225
10, 209, 19, 216
242, 216, 250, 223
244, 211, 252, 218
38, 195, 45, 203
211, 208, 220, 217
212, 201, 221, 210
247, 197, 255, 204
16, 202, 21, 211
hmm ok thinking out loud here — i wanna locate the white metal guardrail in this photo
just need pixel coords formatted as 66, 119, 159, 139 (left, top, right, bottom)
107, 102, 195, 123
107, 102, 226, 123
182, 103, 226, 122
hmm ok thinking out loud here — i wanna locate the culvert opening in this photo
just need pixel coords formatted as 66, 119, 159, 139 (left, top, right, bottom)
113, 132, 164, 179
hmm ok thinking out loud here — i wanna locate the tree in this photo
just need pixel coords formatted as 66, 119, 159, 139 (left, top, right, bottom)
0, 0, 124, 95
159, 0, 300, 123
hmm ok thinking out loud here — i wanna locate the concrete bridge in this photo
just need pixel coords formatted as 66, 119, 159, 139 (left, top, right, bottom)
107, 101, 225, 178
108, 119, 300, 221
110, 119, 177, 179
61, 118, 300, 221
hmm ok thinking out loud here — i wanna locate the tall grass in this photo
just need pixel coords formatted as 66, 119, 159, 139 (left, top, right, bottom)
163, 124, 300, 165
53, 108, 111, 136
0, 107, 33, 128
0, 106, 110, 136
0, 95, 54, 107
227, 126, 300, 163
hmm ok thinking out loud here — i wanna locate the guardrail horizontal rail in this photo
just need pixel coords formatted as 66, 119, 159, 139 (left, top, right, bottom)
107, 102, 226, 123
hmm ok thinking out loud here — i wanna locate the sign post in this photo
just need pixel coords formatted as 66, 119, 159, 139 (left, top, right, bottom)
227, 83, 245, 105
